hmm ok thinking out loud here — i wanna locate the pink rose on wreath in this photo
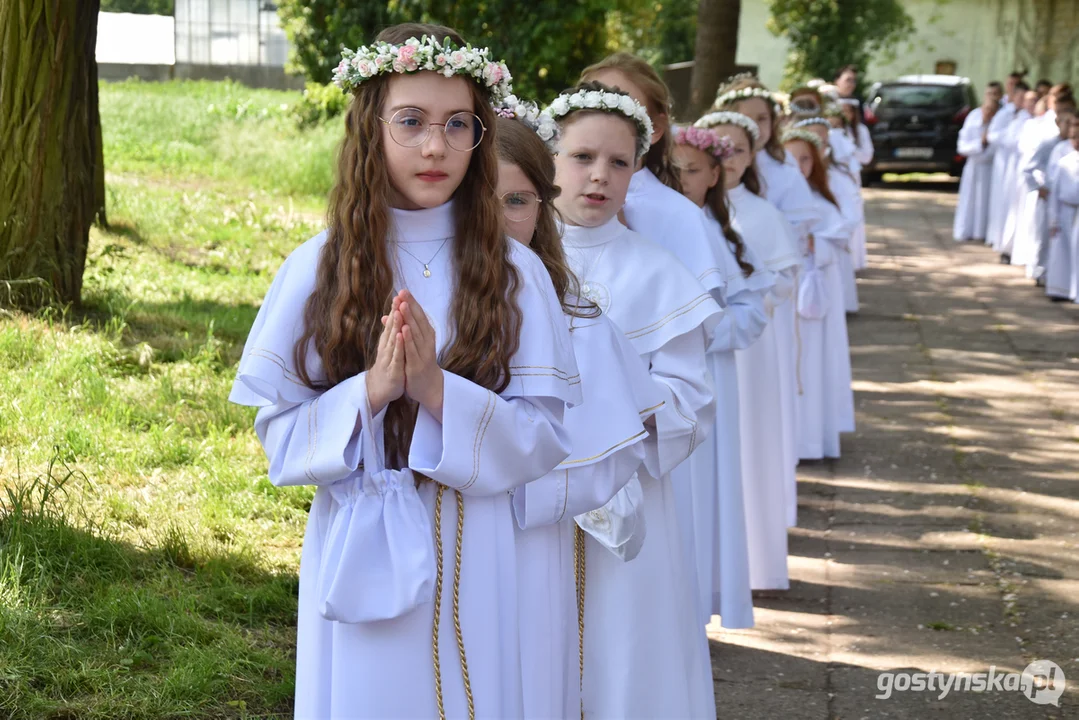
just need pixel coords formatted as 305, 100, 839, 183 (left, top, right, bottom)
397, 44, 419, 71
450, 50, 467, 68
483, 63, 503, 85
435, 54, 447, 67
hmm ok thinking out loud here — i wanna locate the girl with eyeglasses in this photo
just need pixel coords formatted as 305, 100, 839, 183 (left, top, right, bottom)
229, 23, 583, 719
494, 107, 663, 719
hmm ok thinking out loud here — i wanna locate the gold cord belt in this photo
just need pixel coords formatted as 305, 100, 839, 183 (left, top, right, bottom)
432, 486, 474, 720
573, 524, 586, 720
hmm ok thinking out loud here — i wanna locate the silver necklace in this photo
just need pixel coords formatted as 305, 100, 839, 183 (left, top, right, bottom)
397, 238, 449, 278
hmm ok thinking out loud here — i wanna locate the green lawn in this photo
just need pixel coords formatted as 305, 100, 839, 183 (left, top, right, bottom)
0, 79, 342, 719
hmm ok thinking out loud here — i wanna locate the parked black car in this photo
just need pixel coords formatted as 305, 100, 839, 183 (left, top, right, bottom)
861, 75, 978, 184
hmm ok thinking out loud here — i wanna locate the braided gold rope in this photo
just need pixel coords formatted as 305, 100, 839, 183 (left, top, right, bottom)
451, 489, 475, 720
574, 524, 586, 720
433, 485, 446, 720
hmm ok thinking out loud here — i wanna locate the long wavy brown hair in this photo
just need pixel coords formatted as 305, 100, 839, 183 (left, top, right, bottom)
580, 52, 683, 192
786, 138, 839, 208
720, 78, 786, 164
295, 23, 522, 468
701, 163, 755, 277
495, 117, 600, 319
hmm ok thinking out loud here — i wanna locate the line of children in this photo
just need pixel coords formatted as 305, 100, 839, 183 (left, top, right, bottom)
957, 76, 1079, 303
232, 22, 862, 718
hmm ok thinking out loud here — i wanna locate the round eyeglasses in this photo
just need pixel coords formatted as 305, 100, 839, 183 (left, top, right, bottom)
379, 108, 486, 152
500, 191, 542, 223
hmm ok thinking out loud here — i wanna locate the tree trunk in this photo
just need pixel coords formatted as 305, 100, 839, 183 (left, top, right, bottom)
0, 0, 105, 308
688, 0, 742, 118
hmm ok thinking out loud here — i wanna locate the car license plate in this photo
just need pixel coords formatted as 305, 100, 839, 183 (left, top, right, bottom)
894, 147, 933, 159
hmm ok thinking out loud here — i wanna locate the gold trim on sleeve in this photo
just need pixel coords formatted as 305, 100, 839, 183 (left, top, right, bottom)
623, 292, 714, 340
558, 430, 648, 466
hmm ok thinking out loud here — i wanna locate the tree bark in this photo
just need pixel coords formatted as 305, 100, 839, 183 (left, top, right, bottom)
688, 0, 742, 119
0, 0, 105, 307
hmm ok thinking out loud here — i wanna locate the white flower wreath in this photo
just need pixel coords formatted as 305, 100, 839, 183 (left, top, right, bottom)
494, 94, 561, 144
694, 111, 760, 143
781, 127, 824, 151
713, 86, 783, 115
792, 116, 831, 130
332, 35, 513, 104
542, 89, 655, 158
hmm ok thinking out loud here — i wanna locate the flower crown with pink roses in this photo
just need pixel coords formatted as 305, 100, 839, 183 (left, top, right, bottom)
672, 125, 735, 160
332, 35, 513, 104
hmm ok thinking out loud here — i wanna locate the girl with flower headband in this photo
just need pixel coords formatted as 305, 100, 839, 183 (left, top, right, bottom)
715, 77, 821, 249
230, 23, 583, 719
697, 110, 801, 581
696, 110, 805, 598
670, 124, 775, 632
783, 128, 856, 466
492, 105, 664, 718
581, 54, 731, 327
797, 118, 864, 314
546, 79, 721, 719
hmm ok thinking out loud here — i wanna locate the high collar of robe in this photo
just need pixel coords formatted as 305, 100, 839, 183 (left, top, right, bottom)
728, 183, 751, 203
390, 200, 455, 243
560, 215, 626, 249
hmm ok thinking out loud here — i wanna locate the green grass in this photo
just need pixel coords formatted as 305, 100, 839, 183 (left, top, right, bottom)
0, 79, 342, 719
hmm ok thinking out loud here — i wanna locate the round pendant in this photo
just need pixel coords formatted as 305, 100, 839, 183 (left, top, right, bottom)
423, 267, 432, 278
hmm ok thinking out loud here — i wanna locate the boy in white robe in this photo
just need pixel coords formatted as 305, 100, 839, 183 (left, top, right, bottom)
1020, 98, 1076, 283
953, 83, 1002, 242
985, 82, 1026, 249
1046, 121, 1079, 301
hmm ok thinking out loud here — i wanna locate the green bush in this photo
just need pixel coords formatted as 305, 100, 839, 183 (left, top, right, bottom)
292, 81, 350, 128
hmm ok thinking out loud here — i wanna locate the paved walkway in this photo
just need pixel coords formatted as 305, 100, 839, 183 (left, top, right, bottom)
710, 181, 1079, 718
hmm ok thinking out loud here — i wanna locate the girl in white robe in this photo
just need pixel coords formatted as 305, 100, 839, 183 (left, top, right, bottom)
230, 26, 582, 720
714, 80, 820, 523
828, 164, 864, 313
546, 80, 722, 719
697, 112, 802, 588
784, 129, 856, 463
797, 117, 863, 314
493, 111, 664, 719
953, 96, 999, 242
1046, 127, 1079, 301
671, 124, 774, 629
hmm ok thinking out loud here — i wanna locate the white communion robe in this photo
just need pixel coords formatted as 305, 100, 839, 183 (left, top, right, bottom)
757, 149, 820, 479
1023, 137, 1073, 281
1010, 111, 1057, 271
828, 165, 864, 313
998, 109, 1033, 254
562, 216, 721, 720
230, 201, 584, 720
985, 104, 1018, 249
679, 206, 774, 629
797, 192, 856, 463
953, 108, 996, 242
512, 305, 665, 720
729, 183, 802, 535
1046, 147, 1079, 300
836, 125, 872, 269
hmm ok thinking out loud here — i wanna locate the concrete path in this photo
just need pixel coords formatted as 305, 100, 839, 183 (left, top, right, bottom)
710, 181, 1079, 718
